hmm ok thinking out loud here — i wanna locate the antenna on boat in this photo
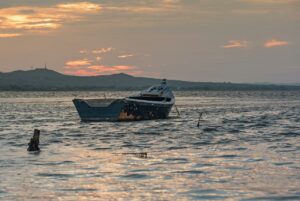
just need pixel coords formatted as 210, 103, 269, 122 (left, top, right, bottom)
44, 62, 47, 69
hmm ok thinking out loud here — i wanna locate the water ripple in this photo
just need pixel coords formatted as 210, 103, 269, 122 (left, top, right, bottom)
0, 90, 299, 200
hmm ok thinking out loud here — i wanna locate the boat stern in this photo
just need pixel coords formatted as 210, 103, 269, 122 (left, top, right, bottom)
73, 98, 125, 121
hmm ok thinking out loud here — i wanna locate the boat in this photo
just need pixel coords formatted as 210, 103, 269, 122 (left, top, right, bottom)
73, 79, 175, 121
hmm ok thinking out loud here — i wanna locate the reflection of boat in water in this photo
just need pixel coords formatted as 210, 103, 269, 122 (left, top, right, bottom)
73, 79, 175, 121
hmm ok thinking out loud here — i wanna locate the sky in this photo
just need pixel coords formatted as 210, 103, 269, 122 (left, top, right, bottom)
0, 0, 299, 83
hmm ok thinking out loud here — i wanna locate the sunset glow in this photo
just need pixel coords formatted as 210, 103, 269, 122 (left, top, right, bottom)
264, 39, 289, 48
65, 59, 92, 67
64, 65, 136, 76
0, 33, 22, 38
223, 40, 249, 49
1, 1, 300, 200
0, 2, 101, 33
118, 54, 134, 58
0, 0, 299, 82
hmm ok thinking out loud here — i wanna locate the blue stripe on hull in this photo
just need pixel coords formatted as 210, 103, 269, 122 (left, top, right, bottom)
73, 99, 125, 121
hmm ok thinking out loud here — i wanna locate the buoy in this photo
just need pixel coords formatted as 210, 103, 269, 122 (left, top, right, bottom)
27, 129, 40, 152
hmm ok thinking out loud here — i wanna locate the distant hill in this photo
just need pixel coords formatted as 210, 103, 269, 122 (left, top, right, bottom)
0, 68, 299, 91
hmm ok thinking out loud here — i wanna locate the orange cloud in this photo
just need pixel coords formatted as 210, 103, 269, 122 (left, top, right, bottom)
0, 2, 101, 33
264, 39, 289, 48
118, 54, 134, 58
64, 69, 98, 76
0, 33, 22, 38
92, 48, 114, 54
79, 49, 88, 54
65, 59, 91, 67
88, 65, 136, 73
56, 2, 101, 13
223, 40, 248, 48
65, 65, 137, 76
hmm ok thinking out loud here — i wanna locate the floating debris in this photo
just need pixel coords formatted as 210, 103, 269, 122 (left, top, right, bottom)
27, 129, 40, 152
121, 152, 148, 158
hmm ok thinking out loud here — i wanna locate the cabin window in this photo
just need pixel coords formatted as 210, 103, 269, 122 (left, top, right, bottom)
149, 86, 163, 92
129, 96, 171, 102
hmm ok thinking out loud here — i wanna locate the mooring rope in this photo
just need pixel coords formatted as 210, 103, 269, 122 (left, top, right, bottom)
174, 105, 180, 117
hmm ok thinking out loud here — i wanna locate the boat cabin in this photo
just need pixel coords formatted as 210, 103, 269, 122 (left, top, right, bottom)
127, 79, 174, 103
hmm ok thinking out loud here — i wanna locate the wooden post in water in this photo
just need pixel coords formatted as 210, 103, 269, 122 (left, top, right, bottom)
27, 129, 40, 152
197, 112, 203, 128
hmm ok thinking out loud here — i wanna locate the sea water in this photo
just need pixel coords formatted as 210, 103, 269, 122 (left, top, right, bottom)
0, 91, 299, 200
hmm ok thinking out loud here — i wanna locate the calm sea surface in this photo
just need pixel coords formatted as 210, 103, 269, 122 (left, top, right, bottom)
0, 91, 299, 200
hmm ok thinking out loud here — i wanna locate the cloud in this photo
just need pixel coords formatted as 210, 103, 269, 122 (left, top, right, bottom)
223, 40, 249, 49
79, 49, 88, 54
88, 65, 136, 73
264, 39, 289, 48
0, 33, 22, 38
104, 0, 181, 14
0, 1, 183, 36
65, 59, 92, 67
56, 2, 101, 13
92, 47, 114, 54
63, 52, 139, 76
241, 0, 297, 4
65, 65, 137, 76
0, 2, 102, 33
118, 54, 134, 58
64, 69, 97, 76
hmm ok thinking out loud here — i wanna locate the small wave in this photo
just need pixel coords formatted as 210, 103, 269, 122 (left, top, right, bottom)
175, 170, 206, 174
273, 162, 294, 166
202, 154, 240, 159
280, 131, 299, 137
59, 188, 97, 192
184, 189, 227, 200
93, 147, 110, 150
203, 127, 219, 132
168, 146, 188, 150
193, 163, 215, 168
120, 173, 151, 180
35, 160, 74, 166
164, 157, 189, 164
36, 173, 74, 178
241, 195, 300, 201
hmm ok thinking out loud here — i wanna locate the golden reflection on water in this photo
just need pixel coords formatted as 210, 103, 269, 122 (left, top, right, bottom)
1, 91, 299, 200
3, 144, 296, 200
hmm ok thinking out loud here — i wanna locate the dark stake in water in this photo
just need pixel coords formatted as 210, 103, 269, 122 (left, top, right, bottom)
0, 91, 299, 200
